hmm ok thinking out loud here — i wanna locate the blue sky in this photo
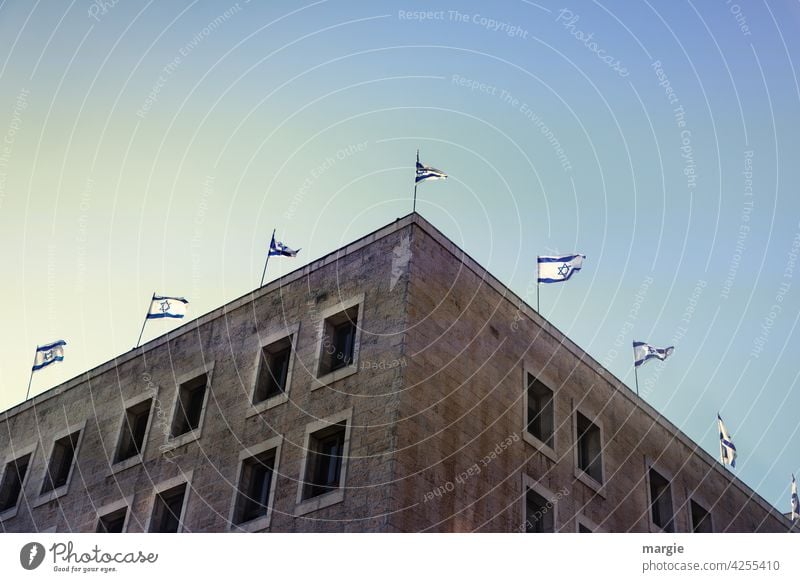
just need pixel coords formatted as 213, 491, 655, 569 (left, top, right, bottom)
0, 0, 798, 514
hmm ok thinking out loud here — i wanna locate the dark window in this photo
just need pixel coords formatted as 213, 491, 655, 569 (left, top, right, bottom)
319, 307, 358, 375
302, 422, 346, 499
526, 375, 554, 447
578, 522, 592, 533
576, 412, 602, 483
649, 468, 674, 532
171, 374, 207, 437
233, 450, 276, 524
690, 500, 712, 533
115, 399, 152, 462
41, 432, 80, 494
524, 487, 554, 533
149, 483, 187, 533
96, 507, 127, 533
0, 454, 31, 512
253, 337, 292, 403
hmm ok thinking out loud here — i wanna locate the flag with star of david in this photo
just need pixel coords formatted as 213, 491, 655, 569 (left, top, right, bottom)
146, 295, 189, 319
718, 413, 737, 468
537, 254, 585, 283
632, 342, 674, 368
791, 474, 799, 522
32, 340, 66, 371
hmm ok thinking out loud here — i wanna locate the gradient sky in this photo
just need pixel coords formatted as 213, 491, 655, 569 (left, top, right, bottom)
1, 0, 799, 514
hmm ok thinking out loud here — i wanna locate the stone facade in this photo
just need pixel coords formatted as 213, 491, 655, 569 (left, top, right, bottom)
0, 214, 790, 532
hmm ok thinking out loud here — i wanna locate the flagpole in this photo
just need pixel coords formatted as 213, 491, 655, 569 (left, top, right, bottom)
260, 229, 276, 287
24, 346, 37, 400
536, 282, 540, 313
634, 365, 640, 397
135, 292, 155, 349
413, 150, 419, 213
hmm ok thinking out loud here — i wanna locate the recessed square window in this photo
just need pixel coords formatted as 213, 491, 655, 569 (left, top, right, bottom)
526, 375, 554, 448
576, 412, 603, 484
649, 468, 674, 532
41, 431, 80, 494
0, 454, 31, 512
171, 374, 207, 438
318, 306, 359, 376
302, 422, 346, 500
115, 399, 152, 463
524, 487, 554, 533
149, 483, 187, 533
690, 499, 712, 533
233, 450, 276, 525
96, 507, 127, 533
254, 337, 292, 403
578, 522, 592, 533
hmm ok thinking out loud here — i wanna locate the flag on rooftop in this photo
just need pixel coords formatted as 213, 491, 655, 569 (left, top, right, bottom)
718, 413, 737, 468
633, 342, 674, 368
537, 254, 585, 284
269, 233, 300, 257
32, 340, 66, 372
792, 474, 799, 522
415, 151, 447, 184
146, 295, 189, 319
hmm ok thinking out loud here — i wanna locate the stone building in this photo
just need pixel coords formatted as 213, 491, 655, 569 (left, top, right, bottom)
0, 213, 791, 532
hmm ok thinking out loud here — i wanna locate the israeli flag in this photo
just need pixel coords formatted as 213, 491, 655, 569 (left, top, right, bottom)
415, 151, 447, 184
32, 340, 66, 371
537, 254, 585, 283
147, 295, 189, 319
792, 474, 799, 521
269, 234, 299, 257
633, 342, 674, 368
717, 413, 737, 468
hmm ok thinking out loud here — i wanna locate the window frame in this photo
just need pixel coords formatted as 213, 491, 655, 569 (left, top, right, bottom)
575, 513, 602, 532
312, 294, 365, 388
521, 365, 557, 462
572, 407, 606, 497
95, 496, 133, 533
520, 473, 558, 533
145, 472, 193, 533
228, 435, 283, 531
646, 462, 676, 533
295, 408, 353, 516
164, 363, 214, 450
688, 496, 713, 533
35, 421, 86, 507
0, 442, 38, 521
110, 390, 157, 474
246, 324, 299, 417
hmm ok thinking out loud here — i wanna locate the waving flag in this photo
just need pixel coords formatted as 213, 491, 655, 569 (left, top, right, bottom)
792, 474, 799, 521
633, 342, 674, 368
717, 414, 737, 468
269, 233, 300, 257
32, 340, 66, 371
415, 151, 447, 184
147, 295, 189, 319
537, 254, 585, 283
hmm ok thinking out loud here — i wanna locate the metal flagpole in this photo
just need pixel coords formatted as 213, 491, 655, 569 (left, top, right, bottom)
24, 347, 37, 400
260, 229, 276, 287
135, 292, 155, 349
536, 282, 540, 313
634, 365, 640, 397
413, 150, 419, 213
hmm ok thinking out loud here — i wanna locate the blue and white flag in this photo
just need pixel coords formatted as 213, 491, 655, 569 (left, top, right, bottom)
32, 340, 66, 371
147, 295, 189, 319
269, 234, 299, 257
537, 254, 585, 283
415, 151, 447, 184
718, 413, 737, 468
633, 342, 674, 368
792, 474, 799, 521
